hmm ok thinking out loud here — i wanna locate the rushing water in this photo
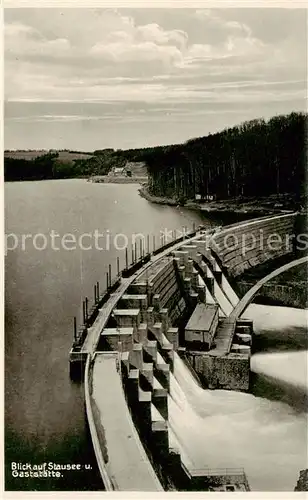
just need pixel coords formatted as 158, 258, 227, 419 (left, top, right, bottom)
169, 304, 308, 491
245, 304, 308, 414
169, 346, 307, 491
5, 179, 307, 491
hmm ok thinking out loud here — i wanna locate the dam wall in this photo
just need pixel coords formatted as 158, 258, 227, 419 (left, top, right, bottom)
74, 212, 299, 491
184, 350, 250, 391
237, 280, 308, 309
211, 213, 298, 277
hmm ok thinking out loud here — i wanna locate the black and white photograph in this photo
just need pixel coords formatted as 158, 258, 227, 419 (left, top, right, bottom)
3, 3, 308, 494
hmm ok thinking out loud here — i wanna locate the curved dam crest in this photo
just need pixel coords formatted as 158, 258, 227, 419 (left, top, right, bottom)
5, 181, 307, 492
79, 209, 307, 491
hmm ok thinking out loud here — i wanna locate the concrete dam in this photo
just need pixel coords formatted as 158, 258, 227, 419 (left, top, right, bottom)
69, 211, 305, 491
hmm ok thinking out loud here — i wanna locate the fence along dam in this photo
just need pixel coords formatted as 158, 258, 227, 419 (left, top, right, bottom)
69, 211, 307, 491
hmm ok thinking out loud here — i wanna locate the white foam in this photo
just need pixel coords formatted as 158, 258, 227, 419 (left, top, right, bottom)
251, 350, 308, 389
243, 304, 307, 332
168, 352, 308, 491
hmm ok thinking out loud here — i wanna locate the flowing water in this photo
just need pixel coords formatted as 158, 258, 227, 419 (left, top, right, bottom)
169, 304, 308, 491
169, 352, 307, 491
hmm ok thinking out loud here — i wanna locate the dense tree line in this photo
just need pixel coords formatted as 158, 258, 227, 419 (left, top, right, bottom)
117, 112, 307, 203
5, 152, 58, 181
5, 112, 306, 203
4, 149, 125, 181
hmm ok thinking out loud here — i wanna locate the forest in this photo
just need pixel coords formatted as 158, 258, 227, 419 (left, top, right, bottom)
4, 112, 307, 206
4, 149, 126, 182
118, 112, 307, 203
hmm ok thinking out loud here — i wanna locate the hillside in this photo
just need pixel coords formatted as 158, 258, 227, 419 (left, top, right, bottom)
116, 112, 307, 207
4, 150, 93, 162
4, 149, 125, 182
4, 112, 307, 202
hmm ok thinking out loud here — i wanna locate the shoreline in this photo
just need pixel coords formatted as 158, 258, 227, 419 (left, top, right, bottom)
88, 176, 148, 184
138, 186, 302, 216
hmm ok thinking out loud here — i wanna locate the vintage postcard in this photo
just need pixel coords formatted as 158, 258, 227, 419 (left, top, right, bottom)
3, 1, 308, 496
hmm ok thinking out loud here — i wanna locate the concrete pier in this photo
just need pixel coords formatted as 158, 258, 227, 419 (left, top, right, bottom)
75, 211, 299, 491
91, 352, 163, 491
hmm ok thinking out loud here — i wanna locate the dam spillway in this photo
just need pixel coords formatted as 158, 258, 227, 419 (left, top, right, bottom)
169, 349, 307, 491
69, 211, 307, 491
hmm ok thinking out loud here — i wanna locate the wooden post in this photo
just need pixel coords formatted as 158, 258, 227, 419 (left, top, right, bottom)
117, 256, 120, 276
109, 264, 112, 288
131, 245, 134, 264
134, 242, 137, 262
97, 281, 100, 300
85, 297, 89, 322
106, 272, 109, 290
147, 234, 150, 254
125, 248, 128, 269
73, 316, 77, 341
82, 300, 86, 324
94, 284, 97, 304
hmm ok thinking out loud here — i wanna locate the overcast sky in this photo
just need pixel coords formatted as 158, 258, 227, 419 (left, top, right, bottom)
4, 8, 307, 151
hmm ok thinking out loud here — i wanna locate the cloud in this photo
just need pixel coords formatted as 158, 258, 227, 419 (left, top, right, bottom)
89, 15, 188, 69
90, 40, 183, 67
193, 9, 253, 42
5, 21, 71, 59
136, 23, 188, 49
184, 9, 265, 66
5, 10, 190, 89
3, 6, 306, 135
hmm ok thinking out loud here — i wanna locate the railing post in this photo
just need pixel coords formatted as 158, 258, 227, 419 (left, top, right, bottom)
117, 256, 120, 276
147, 234, 150, 254
82, 300, 86, 324
97, 281, 100, 300
94, 284, 97, 304
73, 316, 77, 341
106, 271, 109, 291
108, 264, 112, 288
125, 248, 128, 269
85, 297, 89, 322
